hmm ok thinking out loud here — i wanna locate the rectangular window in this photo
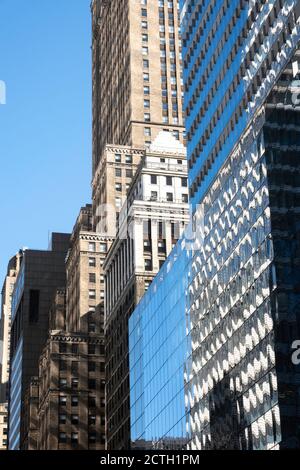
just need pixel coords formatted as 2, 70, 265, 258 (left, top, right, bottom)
144, 113, 150, 122
88, 344, 96, 355
141, 8, 147, 17
89, 415, 96, 426
71, 378, 79, 389
144, 127, 151, 137
166, 176, 173, 185
59, 414, 66, 424
100, 243, 107, 253
89, 273, 96, 283
126, 168, 133, 177
89, 397, 96, 408
88, 242, 96, 252
125, 155, 132, 164
59, 396, 67, 406
145, 259, 152, 271
151, 175, 157, 184
115, 182, 122, 192
143, 59, 149, 68
142, 33, 148, 42
142, 46, 148, 55
181, 178, 188, 187
150, 191, 158, 201
71, 415, 79, 425
182, 194, 188, 203
143, 86, 150, 95
115, 168, 122, 177
59, 432, 67, 444
88, 379, 96, 390
166, 192, 173, 202
29, 290, 39, 323
88, 362, 96, 372
89, 290, 96, 300
71, 396, 79, 407
89, 257, 96, 267
71, 433, 78, 445
59, 378, 67, 389
115, 154, 121, 163
144, 99, 150, 108
143, 72, 149, 81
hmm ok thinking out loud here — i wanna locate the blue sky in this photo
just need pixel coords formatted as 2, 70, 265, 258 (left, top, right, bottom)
0, 0, 92, 286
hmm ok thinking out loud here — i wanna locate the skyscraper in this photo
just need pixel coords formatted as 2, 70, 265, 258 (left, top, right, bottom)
8, 233, 70, 450
105, 132, 189, 449
91, 0, 185, 175
128, 0, 300, 450
0, 254, 21, 450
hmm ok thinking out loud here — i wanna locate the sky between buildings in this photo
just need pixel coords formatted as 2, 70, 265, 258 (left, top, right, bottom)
0, 0, 92, 290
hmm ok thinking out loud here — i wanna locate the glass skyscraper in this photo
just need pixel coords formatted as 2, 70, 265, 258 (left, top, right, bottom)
129, 0, 300, 450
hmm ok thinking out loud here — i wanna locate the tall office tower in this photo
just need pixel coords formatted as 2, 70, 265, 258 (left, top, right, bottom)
91, 0, 185, 177
128, 0, 300, 451
0, 254, 21, 450
37, 289, 106, 450
66, 204, 113, 332
8, 233, 70, 450
105, 132, 189, 449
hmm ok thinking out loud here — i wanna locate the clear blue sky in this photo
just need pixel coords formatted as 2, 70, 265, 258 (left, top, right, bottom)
0, 0, 92, 286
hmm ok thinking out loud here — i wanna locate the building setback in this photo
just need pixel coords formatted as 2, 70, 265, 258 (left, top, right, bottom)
8, 233, 70, 450
105, 131, 189, 449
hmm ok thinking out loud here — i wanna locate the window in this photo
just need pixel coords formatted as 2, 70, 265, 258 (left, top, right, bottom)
144, 240, 151, 252
60, 360, 67, 371
172, 130, 179, 140
144, 85, 150, 95
71, 433, 78, 445
29, 289, 39, 323
59, 414, 66, 424
181, 178, 188, 187
100, 274, 104, 283
89, 305, 95, 313
71, 378, 79, 389
89, 432, 97, 444
115, 154, 121, 163
88, 322, 96, 333
89, 397, 96, 408
89, 257, 96, 267
150, 191, 158, 201
59, 396, 67, 406
141, 20, 148, 29
141, 8, 147, 17
59, 432, 67, 444
143, 59, 149, 68
182, 194, 188, 203
143, 72, 149, 81
100, 243, 107, 253
71, 361, 78, 374
88, 362, 96, 372
144, 99, 150, 109
115, 197, 122, 209
89, 379, 96, 390
126, 168, 133, 177
142, 33, 148, 42
166, 192, 173, 202
159, 259, 165, 269
89, 415, 96, 426
59, 343, 67, 353
115, 168, 122, 177
115, 182, 122, 192
166, 176, 173, 185
71, 396, 79, 407
89, 290, 96, 300
88, 344, 96, 355
89, 273, 96, 283
125, 154, 132, 164
88, 242, 96, 252
144, 127, 151, 137
71, 414, 79, 425
59, 378, 67, 389
158, 240, 166, 253
142, 46, 148, 55
72, 343, 78, 354
151, 175, 157, 184
145, 259, 152, 271
144, 113, 150, 122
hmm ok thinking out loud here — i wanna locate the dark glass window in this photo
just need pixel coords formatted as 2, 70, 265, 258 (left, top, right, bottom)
29, 289, 39, 323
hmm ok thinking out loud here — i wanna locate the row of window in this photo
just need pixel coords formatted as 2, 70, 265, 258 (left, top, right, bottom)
59, 377, 102, 390
88, 242, 107, 253
58, 431, 104, 445
58, 413, 103, 426
59, 396, 104, 408
149, 191, 188, 203
59, 343, 104, 357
